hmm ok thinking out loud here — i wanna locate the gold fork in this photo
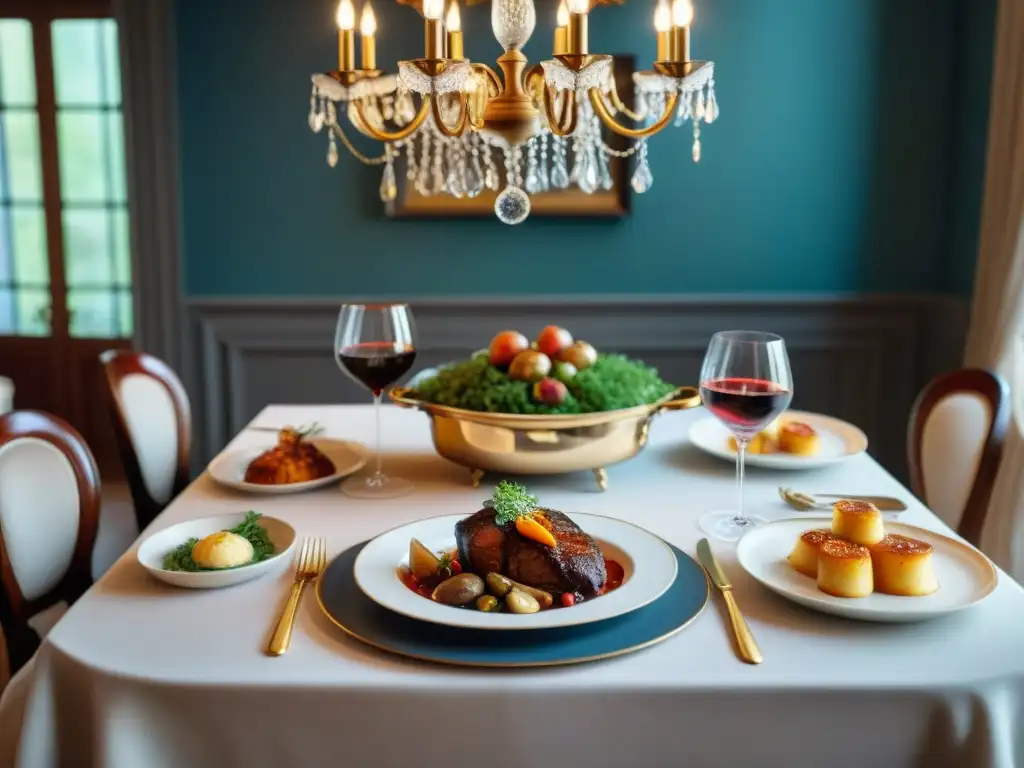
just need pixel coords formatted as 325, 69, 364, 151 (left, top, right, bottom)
267, 537, 326, 657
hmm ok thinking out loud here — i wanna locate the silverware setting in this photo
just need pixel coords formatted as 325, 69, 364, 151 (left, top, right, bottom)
778, 487, 908, 513
267, 536, 327, 657
696, 538, 763, 665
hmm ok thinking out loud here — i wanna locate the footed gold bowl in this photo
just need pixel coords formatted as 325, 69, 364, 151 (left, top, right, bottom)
389, 386, 701, 491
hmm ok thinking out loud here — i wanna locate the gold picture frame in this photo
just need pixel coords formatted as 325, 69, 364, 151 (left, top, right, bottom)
387, 55, 635, 220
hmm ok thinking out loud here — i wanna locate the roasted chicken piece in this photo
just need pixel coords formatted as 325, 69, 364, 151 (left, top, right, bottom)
244, 427, 335, 485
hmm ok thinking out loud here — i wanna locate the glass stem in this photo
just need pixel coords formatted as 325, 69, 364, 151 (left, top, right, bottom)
734, 438, 747, 525
373, 391, 384, 479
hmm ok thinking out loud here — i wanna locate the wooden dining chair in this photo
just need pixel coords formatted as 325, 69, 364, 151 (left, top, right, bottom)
101, 350, 191, 531
0, 411, 101, 672
908, 368, 1010, 548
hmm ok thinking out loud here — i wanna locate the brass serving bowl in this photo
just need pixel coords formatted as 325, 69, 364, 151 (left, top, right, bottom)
389, 385, 702, 491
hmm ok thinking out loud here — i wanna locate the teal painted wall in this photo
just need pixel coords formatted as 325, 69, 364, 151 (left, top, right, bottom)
176, 0, 993, 297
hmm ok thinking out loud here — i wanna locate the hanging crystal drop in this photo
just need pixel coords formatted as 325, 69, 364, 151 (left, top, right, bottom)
382, 97, 395, 122
598, 146, 613, 190
551, 137, 570, 189
705, 85, 719, 124
525, 138, 542, 194
327, 131, 339, 168
380, 154, 397, 203
631, 141, 653, 194
578, 147, 598, 194
406, 141, 418, 181
692, 123, 702, 163
694, 89, 705, 122
494, 186, 532, 226
674, 91, 691, 127
446, 142, 466, 198
466, 134, 484, 197
308, 91, 325, 133
539, 132, 550, 191
635, 91, 648, 121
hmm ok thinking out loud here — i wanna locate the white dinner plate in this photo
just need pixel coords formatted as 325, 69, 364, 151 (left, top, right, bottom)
735, 517, 998, 622
137, 513, 296, 589
354, 513, 678, 630
688, 410, 868, 469
207, 438, 369, 494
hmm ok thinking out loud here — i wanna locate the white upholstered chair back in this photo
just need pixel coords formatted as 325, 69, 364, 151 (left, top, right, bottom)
101, 351, 191, 530
0, 411, 99, 673
909, 369, 1010, 547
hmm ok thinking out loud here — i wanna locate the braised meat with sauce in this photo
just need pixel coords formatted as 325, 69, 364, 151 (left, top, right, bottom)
243, 428, 335, 485
455, 507, 607, 596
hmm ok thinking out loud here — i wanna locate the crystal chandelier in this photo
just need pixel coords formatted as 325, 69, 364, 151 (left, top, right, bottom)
307, 0, 718, 224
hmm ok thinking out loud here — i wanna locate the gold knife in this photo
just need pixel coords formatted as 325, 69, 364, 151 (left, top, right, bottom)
696, 538, 763, 665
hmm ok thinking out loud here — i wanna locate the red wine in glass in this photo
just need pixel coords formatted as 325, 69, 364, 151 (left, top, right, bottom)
700, 377, 792, 439
339, 342, 417, 396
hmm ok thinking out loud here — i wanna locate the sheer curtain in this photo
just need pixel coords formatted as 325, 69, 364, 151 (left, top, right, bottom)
964, 0, 1024, 579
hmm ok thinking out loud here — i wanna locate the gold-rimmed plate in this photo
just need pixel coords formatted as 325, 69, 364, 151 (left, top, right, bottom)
317, 540, 708, 667
353, 513, 678, 630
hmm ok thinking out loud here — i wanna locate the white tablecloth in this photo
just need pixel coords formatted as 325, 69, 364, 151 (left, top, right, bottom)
3, 405, 1024, 768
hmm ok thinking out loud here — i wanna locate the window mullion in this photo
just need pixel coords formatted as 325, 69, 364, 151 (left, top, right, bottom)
31, 17, 68, 338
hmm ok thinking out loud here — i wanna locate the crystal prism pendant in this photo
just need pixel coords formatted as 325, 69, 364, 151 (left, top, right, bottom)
692, 138, 701, 163
327, 134, 339, 168
631, 143, 653, 194
465, 163, 484, 198
308, 96, 324, 133
525, 167, 542, 195
494, 186, 531, 225
694, 90, 705, 122
578, 151, 599, 194
446, 168, 465, 198
705, 88, 720, 124
380, 161, 397, 202
598, 151, 613, 190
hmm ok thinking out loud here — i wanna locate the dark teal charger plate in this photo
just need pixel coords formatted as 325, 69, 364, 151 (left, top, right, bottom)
316, 541, 709, 667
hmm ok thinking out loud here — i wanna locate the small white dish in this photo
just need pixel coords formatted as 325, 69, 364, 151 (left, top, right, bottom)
137, 513, 296, 589
688, 410, 868, 470
735, 517, 998, 622
354, 513, 678, 631
207, 438, 369, 494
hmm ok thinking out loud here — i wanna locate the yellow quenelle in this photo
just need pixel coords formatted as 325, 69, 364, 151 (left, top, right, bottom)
192, 531, 255, 569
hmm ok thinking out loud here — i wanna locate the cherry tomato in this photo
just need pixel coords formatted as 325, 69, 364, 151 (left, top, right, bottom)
450, 559, 462, 574
561, 592, 576, 608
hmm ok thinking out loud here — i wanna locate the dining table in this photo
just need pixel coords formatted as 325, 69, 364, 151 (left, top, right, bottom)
2, 403, 1024, 768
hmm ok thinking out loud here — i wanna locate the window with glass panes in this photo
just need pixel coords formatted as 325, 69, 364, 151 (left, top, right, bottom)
0, 15, 131, 340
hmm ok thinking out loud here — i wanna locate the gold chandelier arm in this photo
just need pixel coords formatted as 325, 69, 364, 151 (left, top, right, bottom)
430, 92, 469, 137
607, 78, 644, 122
541, 86, 578, 137
352, 98, 430, 142
524, 64, 544, 103
471, 63, 503, 97
588, 87, 678, 139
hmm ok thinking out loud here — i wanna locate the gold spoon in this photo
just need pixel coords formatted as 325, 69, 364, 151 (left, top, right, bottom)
778, 487, 907, 513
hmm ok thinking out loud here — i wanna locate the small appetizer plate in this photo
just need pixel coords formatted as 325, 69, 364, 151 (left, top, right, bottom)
354, 513, 679, 631
736, 517, 998, 622
688, 410, 868, 470
207, 439, 369, 494
137, 513, 296, 589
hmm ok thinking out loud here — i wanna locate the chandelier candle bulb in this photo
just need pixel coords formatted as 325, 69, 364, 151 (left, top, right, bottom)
336, 0, 356, 70
670, 0, 692, 62
654, 0, 671, 62
554, 1, 569, 56
566, 0, 589, 56
423, 0, 446, 58
360, 2, 377, 70
446, 1, 463, 60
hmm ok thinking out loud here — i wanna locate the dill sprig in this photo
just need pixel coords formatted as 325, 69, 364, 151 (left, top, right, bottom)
491, 481, 539, 526
162, 511, 275, 571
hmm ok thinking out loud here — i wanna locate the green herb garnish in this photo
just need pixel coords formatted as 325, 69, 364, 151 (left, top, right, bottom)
491, 481, 539, 526
410, 353, 676, 415
162, 511, 276, 572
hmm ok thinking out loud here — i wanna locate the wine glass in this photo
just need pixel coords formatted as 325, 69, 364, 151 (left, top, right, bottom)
335, 303, 418, 499
698, 331, 793, 542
